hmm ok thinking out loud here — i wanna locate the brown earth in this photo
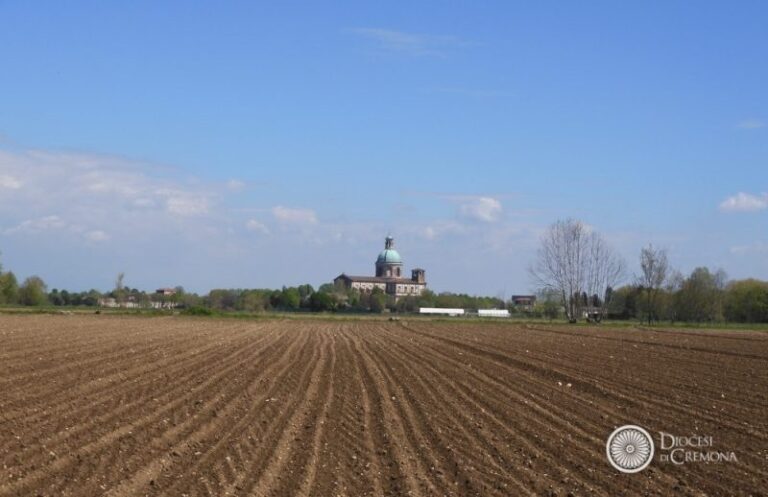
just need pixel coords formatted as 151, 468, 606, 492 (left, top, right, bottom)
0, 314, 766, 497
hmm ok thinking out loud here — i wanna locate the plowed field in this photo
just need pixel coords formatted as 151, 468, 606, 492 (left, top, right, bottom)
1, 315, 766, 496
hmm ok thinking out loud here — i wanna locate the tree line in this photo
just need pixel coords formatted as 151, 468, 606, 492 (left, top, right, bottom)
0, 268, 51, 306
529, 218, 768, 324
608, 269, 768, 324
0, 262, 518, 315
3, 228, 768, 323
0, 251, 519, 314
191, 286, 509, 314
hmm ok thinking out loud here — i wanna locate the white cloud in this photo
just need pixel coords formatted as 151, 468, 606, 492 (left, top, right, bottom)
349, 28, 471, 58
719, 192, 768, 212
227, 179, 246, 192
3, 215, 110, 244
420, 221, 466, 240
730, 242, 768, 255
0, 146, 554, 295
737, 119, 765, 129
245, 219, 270, 235
0, 149, 216, 219
0, 174, 22, 189
458, 196, 503, 222
410, 192, 507, 223
4, 215, 68, 235
164, 193, 209, 216
271, 206, 318, 225
0, 147, 224, 250
85, 230, 109, 242
133, 197, 155, 208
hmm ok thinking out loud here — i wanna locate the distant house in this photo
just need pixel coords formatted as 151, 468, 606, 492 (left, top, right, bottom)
511, 295, 537, 311
151, 288, 179, 309
97, 296, 141, 309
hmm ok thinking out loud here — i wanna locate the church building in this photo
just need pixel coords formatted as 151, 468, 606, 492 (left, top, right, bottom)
334, 236, 427, 300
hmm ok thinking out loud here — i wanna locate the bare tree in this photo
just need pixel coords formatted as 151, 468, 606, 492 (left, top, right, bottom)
115, 272, 125, 305
665, 269, 684, 323
713, 268, 729, 322
530, 218, 625, 322
586, 233, 625, 318
530, 219, 585, 322
638, 245, 668, 325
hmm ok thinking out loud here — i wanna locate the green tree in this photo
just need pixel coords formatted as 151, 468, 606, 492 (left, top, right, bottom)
19, 276, 49, 306
278, 287, 301, 310
138, 291, 152, 308
82, 289, 102, 306
724, 279, 768, 323
435, 292, 465, 309
369, 288, 387, 313
169, 286, 185, 307
0, 271, 19, 304
344, 288, 362, 310
318, 283, 335, 294
416, 289, 436, 308
308, 291, 336, 312
208, 289, 238, 310
395, 295, 420, 313
49, 288, 64, 306
297, 284, 314, 305
536, 289, 561, 321
240, 290, 270, 312
676, 267, 725, 323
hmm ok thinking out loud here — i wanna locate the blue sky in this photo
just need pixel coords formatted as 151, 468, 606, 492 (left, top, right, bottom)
0, 1, 766, 295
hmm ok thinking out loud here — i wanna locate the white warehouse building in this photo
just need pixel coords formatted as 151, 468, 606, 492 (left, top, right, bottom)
419, 308, 465, 317
478, 309, 510, 318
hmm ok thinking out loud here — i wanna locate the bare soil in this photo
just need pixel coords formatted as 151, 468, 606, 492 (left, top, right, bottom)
0, 315, 766, 496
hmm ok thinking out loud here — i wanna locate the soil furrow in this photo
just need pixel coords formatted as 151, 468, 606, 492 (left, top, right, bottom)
1, 315, 765, 497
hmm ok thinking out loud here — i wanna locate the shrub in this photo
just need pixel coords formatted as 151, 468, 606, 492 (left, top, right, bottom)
183, 306, 214, 316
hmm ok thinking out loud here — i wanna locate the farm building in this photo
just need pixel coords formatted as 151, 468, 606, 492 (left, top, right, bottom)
511, 295, 537, 311
478, 309, 511, 318
97, 296, 141, 309
419, 308, 465, 317
334, 236, 427, 301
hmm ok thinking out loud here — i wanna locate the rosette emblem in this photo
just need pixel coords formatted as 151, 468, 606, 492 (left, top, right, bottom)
606, 425, 655, 473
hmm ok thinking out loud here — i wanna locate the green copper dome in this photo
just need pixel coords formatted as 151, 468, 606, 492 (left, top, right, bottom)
376, 249, 402, 264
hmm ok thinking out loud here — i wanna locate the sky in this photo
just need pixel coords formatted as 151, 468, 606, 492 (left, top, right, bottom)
0, 1, 766, 296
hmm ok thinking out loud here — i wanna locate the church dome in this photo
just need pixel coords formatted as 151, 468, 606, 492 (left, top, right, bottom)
376, 249, 402, 264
